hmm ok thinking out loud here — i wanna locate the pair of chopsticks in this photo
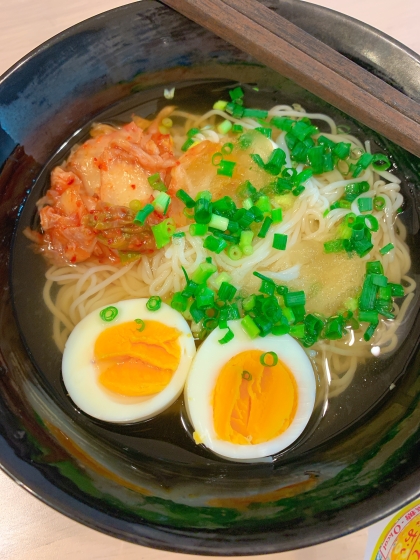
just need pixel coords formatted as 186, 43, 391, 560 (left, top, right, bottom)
159, 0, 420, 158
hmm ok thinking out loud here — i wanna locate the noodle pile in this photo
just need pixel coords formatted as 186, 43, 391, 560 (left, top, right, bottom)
41, 102, 416, 397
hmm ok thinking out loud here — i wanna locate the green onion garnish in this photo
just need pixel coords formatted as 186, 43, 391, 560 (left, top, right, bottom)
271, 208, 283, 223
203, 235, 227, 253
189, 223, 208, 236
357, 197, 373, 213
232, 124, 243, 133
181, 138, 196, 152
191, 262, 217, 284
146, 296, 162, 311
134, 204, 154, 225
218, 281, 237, 301
273, 233, 288, 250
99, 306, 118, 322
134, 318, 145, 332
151, 218, 176, 249
221, 142, 234, 155
194, 198, 212, 224
218, 326, 234, 344
172, 232, 186, 239
147, 172, 167, 192
242, 371, 252, 380
152, 192, 171, 215
258, 216, 273, 238
217, 120, 233, 135
176, 189, 196, 208
213, 100, 228, 111
260, 351, 278, 367
217, 160, 236, 177
242, 108, 268, 119
171, 292, 189, 313
373, 196, 386, 211
380, 243, 394, 255
208, 213, 229, 231
241, 315, 261, 339
229, 86, 244, 101
372, 153, 391, 171
227, 245, 243, 260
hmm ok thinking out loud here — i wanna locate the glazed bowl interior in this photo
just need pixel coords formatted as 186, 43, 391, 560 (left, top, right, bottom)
1, 0, 420, 555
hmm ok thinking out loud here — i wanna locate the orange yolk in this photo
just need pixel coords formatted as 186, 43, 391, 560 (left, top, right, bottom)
94, 320, 181, 397
212, 350, 298, 445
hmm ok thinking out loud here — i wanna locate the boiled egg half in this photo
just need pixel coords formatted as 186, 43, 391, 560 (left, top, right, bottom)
185, 320, 316, 460
62, 298, 196, 423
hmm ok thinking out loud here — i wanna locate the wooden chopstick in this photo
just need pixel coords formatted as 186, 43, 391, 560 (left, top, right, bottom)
159, 0, 420, 158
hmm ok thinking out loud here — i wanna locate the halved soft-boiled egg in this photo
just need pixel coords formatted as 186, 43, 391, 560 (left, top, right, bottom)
62, 299, 196, 423
184, 320, 316, 460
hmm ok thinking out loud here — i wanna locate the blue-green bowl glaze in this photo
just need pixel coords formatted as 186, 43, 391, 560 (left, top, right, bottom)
0, 1, 420, 554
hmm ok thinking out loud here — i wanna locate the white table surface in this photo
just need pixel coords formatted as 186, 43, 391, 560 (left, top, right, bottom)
0, 1, 418, 559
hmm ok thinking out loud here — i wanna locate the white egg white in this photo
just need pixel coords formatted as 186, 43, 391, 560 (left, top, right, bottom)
62, 299, 196, 423
184, 320, 316, 461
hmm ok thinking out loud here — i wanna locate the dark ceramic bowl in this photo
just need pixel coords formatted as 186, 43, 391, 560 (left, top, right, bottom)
1, 0, 420, 555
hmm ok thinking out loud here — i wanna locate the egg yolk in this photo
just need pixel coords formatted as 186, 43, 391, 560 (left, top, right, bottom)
212, 350, 298, 445
94, 320, 181, 397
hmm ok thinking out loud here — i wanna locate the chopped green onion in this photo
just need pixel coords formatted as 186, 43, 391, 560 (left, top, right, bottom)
324, 316, 344, 340
333, 142, 351, 160
260, 351, 278, 367
146, 296, 162, 311
181, 138, 196, 151
176, 189, 196, 208
147, 172, 167, 192
255, 126, 272, 139
151, 218, 176, 249
99, 306, 118, 322
229, 86, 244, 100
363, 323, 377, 341
258, 216, 273, 238
212, 152, 223, 166
227, 245, 243, 260
134, 318, 145, 331
380, 243, 394, 255
242, 108, 268, 119
217, 120, 233, 135
218, 281, 237, 301
371, 274, 388, 287
241, 315, 261, 339
152, 192, 171, 214
218, 326, 234, 344
284, 290, 306, 307
373, 196, 386, 211
271, 116, 295, 131
389, 283, 404, 297
195, 285, 215, 309
372, 153, 391, 171
232, 124, 243, 133
170, 292, 189, 313
213, 100, 228, 111
242, 371, 252, 380
203, 235, 228, 254
212, 272, 232, 290
194, 198, 212, 224
222, 142, 234, 155
217, 160, 236, 177
191, 262, 217, 284
357, 197, 373, 213
359, 274, 378, 311
189, 223, 208, 236
255, 195, 271, 213
196, 190, 212, 201
134, 204, 154, 225
273, 233, 288, 250
271, 208, 283, 223
208, 213, 229, 231
359, 310, 379, 324
324, 239, 345, 253
290, 323, 305, 338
